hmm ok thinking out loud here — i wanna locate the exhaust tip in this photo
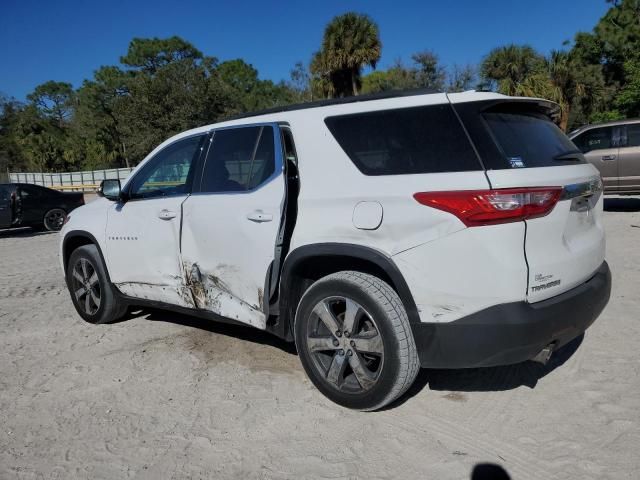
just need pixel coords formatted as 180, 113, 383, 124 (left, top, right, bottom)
531, 343, 555, 365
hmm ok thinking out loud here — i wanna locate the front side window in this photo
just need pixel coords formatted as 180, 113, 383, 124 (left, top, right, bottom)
325, 105, 481, 175
200, 126, 276, 193
573, 127, 614, 153
129, 135, 203, 199
0, 185, 11, 202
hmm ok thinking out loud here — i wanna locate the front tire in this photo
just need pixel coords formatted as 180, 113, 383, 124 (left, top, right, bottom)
66, 245, 127, 324
295, 271, 420, 411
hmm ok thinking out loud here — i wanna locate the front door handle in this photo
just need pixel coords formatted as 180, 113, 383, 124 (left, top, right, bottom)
246, 211, 273, 223
158, 209, 176, 220
602, 154, 617, 161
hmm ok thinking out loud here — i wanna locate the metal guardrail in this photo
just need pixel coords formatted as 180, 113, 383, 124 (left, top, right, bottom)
9, 168, 134, 192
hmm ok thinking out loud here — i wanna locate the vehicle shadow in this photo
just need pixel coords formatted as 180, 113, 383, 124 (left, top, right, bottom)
471, 463, 511, 480
392, 334, 584, 408
124, 307, 583, 403
0, 227, 54, 238
124, 307, 297, 355
604, 196, 640, 212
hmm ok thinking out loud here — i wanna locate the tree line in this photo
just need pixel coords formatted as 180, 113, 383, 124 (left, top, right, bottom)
1, 0, 639, 175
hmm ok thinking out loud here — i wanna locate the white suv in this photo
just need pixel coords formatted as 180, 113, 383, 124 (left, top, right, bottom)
60, 90, 611, 410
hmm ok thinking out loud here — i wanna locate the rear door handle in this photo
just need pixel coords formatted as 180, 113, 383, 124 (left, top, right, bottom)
246, 211, 273, 223
158, 209, 176, 220
602, 155, 617, 161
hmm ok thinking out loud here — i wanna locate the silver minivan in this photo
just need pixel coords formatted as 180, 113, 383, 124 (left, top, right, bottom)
570, 119, 640, 194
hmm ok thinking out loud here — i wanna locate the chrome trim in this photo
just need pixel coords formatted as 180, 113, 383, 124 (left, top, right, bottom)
561, 177, 603, 201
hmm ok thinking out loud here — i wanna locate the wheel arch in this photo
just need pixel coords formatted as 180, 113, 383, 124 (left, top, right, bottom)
273, 243, 420, 341
62, 230, 110, 281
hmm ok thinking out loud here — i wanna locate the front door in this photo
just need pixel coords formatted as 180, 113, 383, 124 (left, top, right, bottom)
0, 185, 13, 228
618, 123, 640, 193
181, 124, 286, 329
105, 133, 206, 306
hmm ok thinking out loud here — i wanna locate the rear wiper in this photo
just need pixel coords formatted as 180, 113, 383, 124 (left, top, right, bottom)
553, 150, 585, 161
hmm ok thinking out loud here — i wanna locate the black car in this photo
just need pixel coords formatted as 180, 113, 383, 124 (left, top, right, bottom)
0, 183, 84, 232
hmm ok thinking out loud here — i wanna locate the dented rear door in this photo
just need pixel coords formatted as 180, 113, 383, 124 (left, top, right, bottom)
180, 124, 286, 329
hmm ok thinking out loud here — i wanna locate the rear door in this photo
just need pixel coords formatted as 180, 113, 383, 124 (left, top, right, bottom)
457, 100, 605, 303
180, 124, 285, 330
572, 125, 620, 192
617, 122, 640, 193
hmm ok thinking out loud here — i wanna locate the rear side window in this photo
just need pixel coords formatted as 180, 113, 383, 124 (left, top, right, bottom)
483, 110, 583, 168
200, 126, 276, 193
19, 185, 46, 199
325, 105, 481, 175
625, 123, 640, 148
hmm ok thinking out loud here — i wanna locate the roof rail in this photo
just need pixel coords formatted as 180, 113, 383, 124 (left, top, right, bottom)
223, 87, 442, 121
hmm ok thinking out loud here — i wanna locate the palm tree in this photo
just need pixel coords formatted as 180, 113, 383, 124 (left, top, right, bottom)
481, 46, 590, 131
312, 13, 382, 97
480, 45, 546, 96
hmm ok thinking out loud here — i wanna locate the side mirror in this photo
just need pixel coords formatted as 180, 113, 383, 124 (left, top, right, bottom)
98, 179, 123, 202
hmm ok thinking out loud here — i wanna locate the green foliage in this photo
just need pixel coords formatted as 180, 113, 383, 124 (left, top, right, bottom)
0, 36, 298, 173
311, 12, 382, 97
480, 45, 546, 96
120, 36, 203, 73
614, 57, 640, 116
3, 3, 640, 174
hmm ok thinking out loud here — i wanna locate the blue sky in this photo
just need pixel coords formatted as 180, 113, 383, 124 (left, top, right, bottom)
1, 0, 609, 100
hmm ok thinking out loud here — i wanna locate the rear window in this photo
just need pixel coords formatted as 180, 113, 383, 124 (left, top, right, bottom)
325, 105, 481, 175
483, 110, 583, 168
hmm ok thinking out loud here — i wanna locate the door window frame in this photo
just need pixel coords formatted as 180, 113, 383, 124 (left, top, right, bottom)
123, 132, 208, 202
191, 122, 284, 196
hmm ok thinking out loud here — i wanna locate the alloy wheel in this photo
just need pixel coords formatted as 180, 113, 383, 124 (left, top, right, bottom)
44, 209, 66, 231
71, 258, 101, 316
305, 296, 384, 393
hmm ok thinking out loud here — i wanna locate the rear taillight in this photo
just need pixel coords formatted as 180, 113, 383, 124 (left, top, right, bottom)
414, 187, 562, 227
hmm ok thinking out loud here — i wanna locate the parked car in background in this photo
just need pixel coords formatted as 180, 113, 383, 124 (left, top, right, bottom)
60, 90, 610, 410
0, 183, 84, 231
570, 119, 640, 194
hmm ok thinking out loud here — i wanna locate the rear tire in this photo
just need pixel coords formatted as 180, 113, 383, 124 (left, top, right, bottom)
66, 245, 127, 324
43, 208, 67, 231
295, 271, 420, 411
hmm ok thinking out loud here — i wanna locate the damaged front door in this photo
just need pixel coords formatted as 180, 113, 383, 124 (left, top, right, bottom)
181, 124, 285, 329
105, 133, 206, 306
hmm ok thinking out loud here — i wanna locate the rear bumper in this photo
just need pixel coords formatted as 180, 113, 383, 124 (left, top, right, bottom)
412, 261, 611, 368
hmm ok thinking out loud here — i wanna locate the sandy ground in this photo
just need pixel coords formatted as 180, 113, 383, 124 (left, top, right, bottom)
1, 198, 639, 480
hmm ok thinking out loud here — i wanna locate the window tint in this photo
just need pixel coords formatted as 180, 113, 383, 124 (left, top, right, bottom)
573, 127, 613, 153
19, 185, 46, 198
484, 111, 583, 167
129, 135, 203, 199
0, 185, 11, 202
625, 123, 640, 148
247, 128, 275, 189
325, 105, 481, 175
201, 126, 276, 193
